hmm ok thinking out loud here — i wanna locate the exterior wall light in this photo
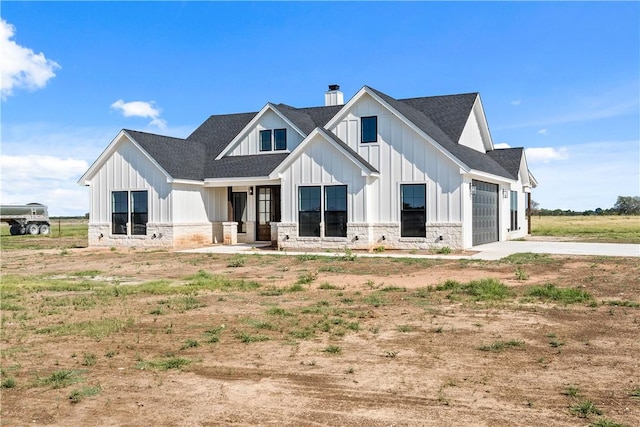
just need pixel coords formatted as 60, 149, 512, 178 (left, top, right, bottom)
470, 183, 476, 195
502, 189, 509, 198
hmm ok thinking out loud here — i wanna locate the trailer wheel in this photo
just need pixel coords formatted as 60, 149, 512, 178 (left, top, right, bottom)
39, 224, 50, 235
26, 223, 40, 235
9, 225, 20, 235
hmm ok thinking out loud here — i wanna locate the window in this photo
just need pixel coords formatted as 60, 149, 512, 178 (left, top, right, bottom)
232, 192, 247, 233
401, 184, 426, 237
361, 116, 377, 143
325, 186, 347, 237
510, 191, 518, 231
112, 190, 148, 235
112, 191, 128, 235
299, 186, 321, 237
131, 191, 148, 235
260, 130, 272, 151
274, 129, 287, 151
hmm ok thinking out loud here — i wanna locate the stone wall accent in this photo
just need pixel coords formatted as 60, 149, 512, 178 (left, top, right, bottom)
272, 221, 464, 251
222, 222, 238, 245
88, 223, 212, 249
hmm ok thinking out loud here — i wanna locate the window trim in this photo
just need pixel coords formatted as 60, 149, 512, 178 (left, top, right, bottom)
324, 185, 347, 238
361, 116, 378, 143
274, 128, 287, 151
259, 129, 272, 152
111, 190, 149, 236
298, 186, 321, 237
400, 183, 426, 238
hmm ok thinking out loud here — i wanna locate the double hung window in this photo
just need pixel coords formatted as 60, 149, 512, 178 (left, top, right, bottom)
298, 185, 348, 238
400, 184, 426, 237
299, 186, 321, 237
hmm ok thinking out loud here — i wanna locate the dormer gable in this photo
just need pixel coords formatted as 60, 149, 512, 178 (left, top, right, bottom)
215, 103, 308, 159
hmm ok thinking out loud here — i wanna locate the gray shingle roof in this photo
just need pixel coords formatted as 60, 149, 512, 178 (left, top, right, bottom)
367, 86, 514, 179
124, 86, 522, 183
486, 148, 524, 180
318, 128, 379, 174
125, 130, 207, 181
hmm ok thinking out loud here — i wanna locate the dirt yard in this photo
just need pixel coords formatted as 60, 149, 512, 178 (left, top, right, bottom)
1, 242, 639, 426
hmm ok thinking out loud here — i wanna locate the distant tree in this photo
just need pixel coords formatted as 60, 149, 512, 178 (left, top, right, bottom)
595, 208, 603, 215
613, 196, 640, 215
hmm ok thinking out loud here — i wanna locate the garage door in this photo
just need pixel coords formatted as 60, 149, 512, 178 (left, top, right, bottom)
472, 180, 498, 246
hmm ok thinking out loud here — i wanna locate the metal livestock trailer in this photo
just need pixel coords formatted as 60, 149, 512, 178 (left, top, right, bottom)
0, 203, 51, 235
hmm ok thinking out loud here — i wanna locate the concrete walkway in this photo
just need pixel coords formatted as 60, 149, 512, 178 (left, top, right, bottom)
181, 241, 639, 260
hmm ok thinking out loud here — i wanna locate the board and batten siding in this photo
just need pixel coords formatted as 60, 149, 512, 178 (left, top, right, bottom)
329, 93, 463, 224
279, 136, 368, 224
228, 109, 304, 156
88, 138, 171, 224
171, 184, 219, 224
458, 108, 486, 153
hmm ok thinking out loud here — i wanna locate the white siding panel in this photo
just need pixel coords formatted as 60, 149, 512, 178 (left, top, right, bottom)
327, 92, 464, 224
279, 138, 367, 223
229, 110, 304, 156
458, 111, 486, 153
88, 138, 172, 224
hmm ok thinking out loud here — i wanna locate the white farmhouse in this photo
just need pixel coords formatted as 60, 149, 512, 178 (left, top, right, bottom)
79, 85, 537, 250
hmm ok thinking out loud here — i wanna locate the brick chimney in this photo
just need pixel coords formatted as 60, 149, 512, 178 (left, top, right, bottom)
324, 84, 344, 106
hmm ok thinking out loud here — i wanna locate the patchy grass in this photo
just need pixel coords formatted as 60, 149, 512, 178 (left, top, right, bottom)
36, 369, 84, 389
69, 385, 101, 403
478, 340, 525, 352
570, 400, 603, 418
526, 283, 593, 304
437, 278, 510, 301
137, 357, 191, 371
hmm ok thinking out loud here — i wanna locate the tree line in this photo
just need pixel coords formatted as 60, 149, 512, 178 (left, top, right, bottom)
532, 196, 640, 216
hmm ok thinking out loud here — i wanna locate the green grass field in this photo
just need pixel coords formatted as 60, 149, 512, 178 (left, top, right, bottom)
531, 215, 640, 243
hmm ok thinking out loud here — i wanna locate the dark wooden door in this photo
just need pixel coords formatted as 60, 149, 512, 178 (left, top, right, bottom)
256, 186, 281, 241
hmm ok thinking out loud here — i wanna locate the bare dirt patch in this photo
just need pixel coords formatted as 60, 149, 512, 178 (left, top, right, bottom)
1, 247, 639, 426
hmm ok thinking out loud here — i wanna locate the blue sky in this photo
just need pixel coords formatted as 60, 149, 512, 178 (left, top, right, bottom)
1, 1, 638, 216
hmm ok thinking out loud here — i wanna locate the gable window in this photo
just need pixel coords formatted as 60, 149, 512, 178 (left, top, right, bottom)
510, 191, 518, 231
361, 116, 377, 143
299, 186, 321, 237
274, 129, 287, 150
260, 130, 272, 151
401, 184, 426, 237
112, 190, 148, 235
325, 186, 347, 237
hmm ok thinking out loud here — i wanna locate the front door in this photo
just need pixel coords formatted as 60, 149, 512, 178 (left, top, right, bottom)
256, 186, 281, 241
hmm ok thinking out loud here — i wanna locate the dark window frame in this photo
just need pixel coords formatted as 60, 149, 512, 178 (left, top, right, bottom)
400, 184, 426, 238
130, 191, 148, 235
274, 128, 287, 151
111, 190, 148, 236
259, 129, 272, 151
298, 186, 321, 237
324, 185, 347, 238
112, 191, 128, 235
361, 116, 378, 143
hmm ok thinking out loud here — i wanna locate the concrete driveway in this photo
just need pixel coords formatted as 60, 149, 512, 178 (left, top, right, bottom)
468, 240, 640, 260
182, 240, 639, 260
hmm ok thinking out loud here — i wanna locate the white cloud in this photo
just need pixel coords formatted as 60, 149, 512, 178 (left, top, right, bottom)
538, 128, 548, 136
525, 147, 569, 163
0, 154, 89, 216
510, 99, 521, 106
528, 140, 639, 211
0, 19, 60, 100
111, 99, 167, 130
